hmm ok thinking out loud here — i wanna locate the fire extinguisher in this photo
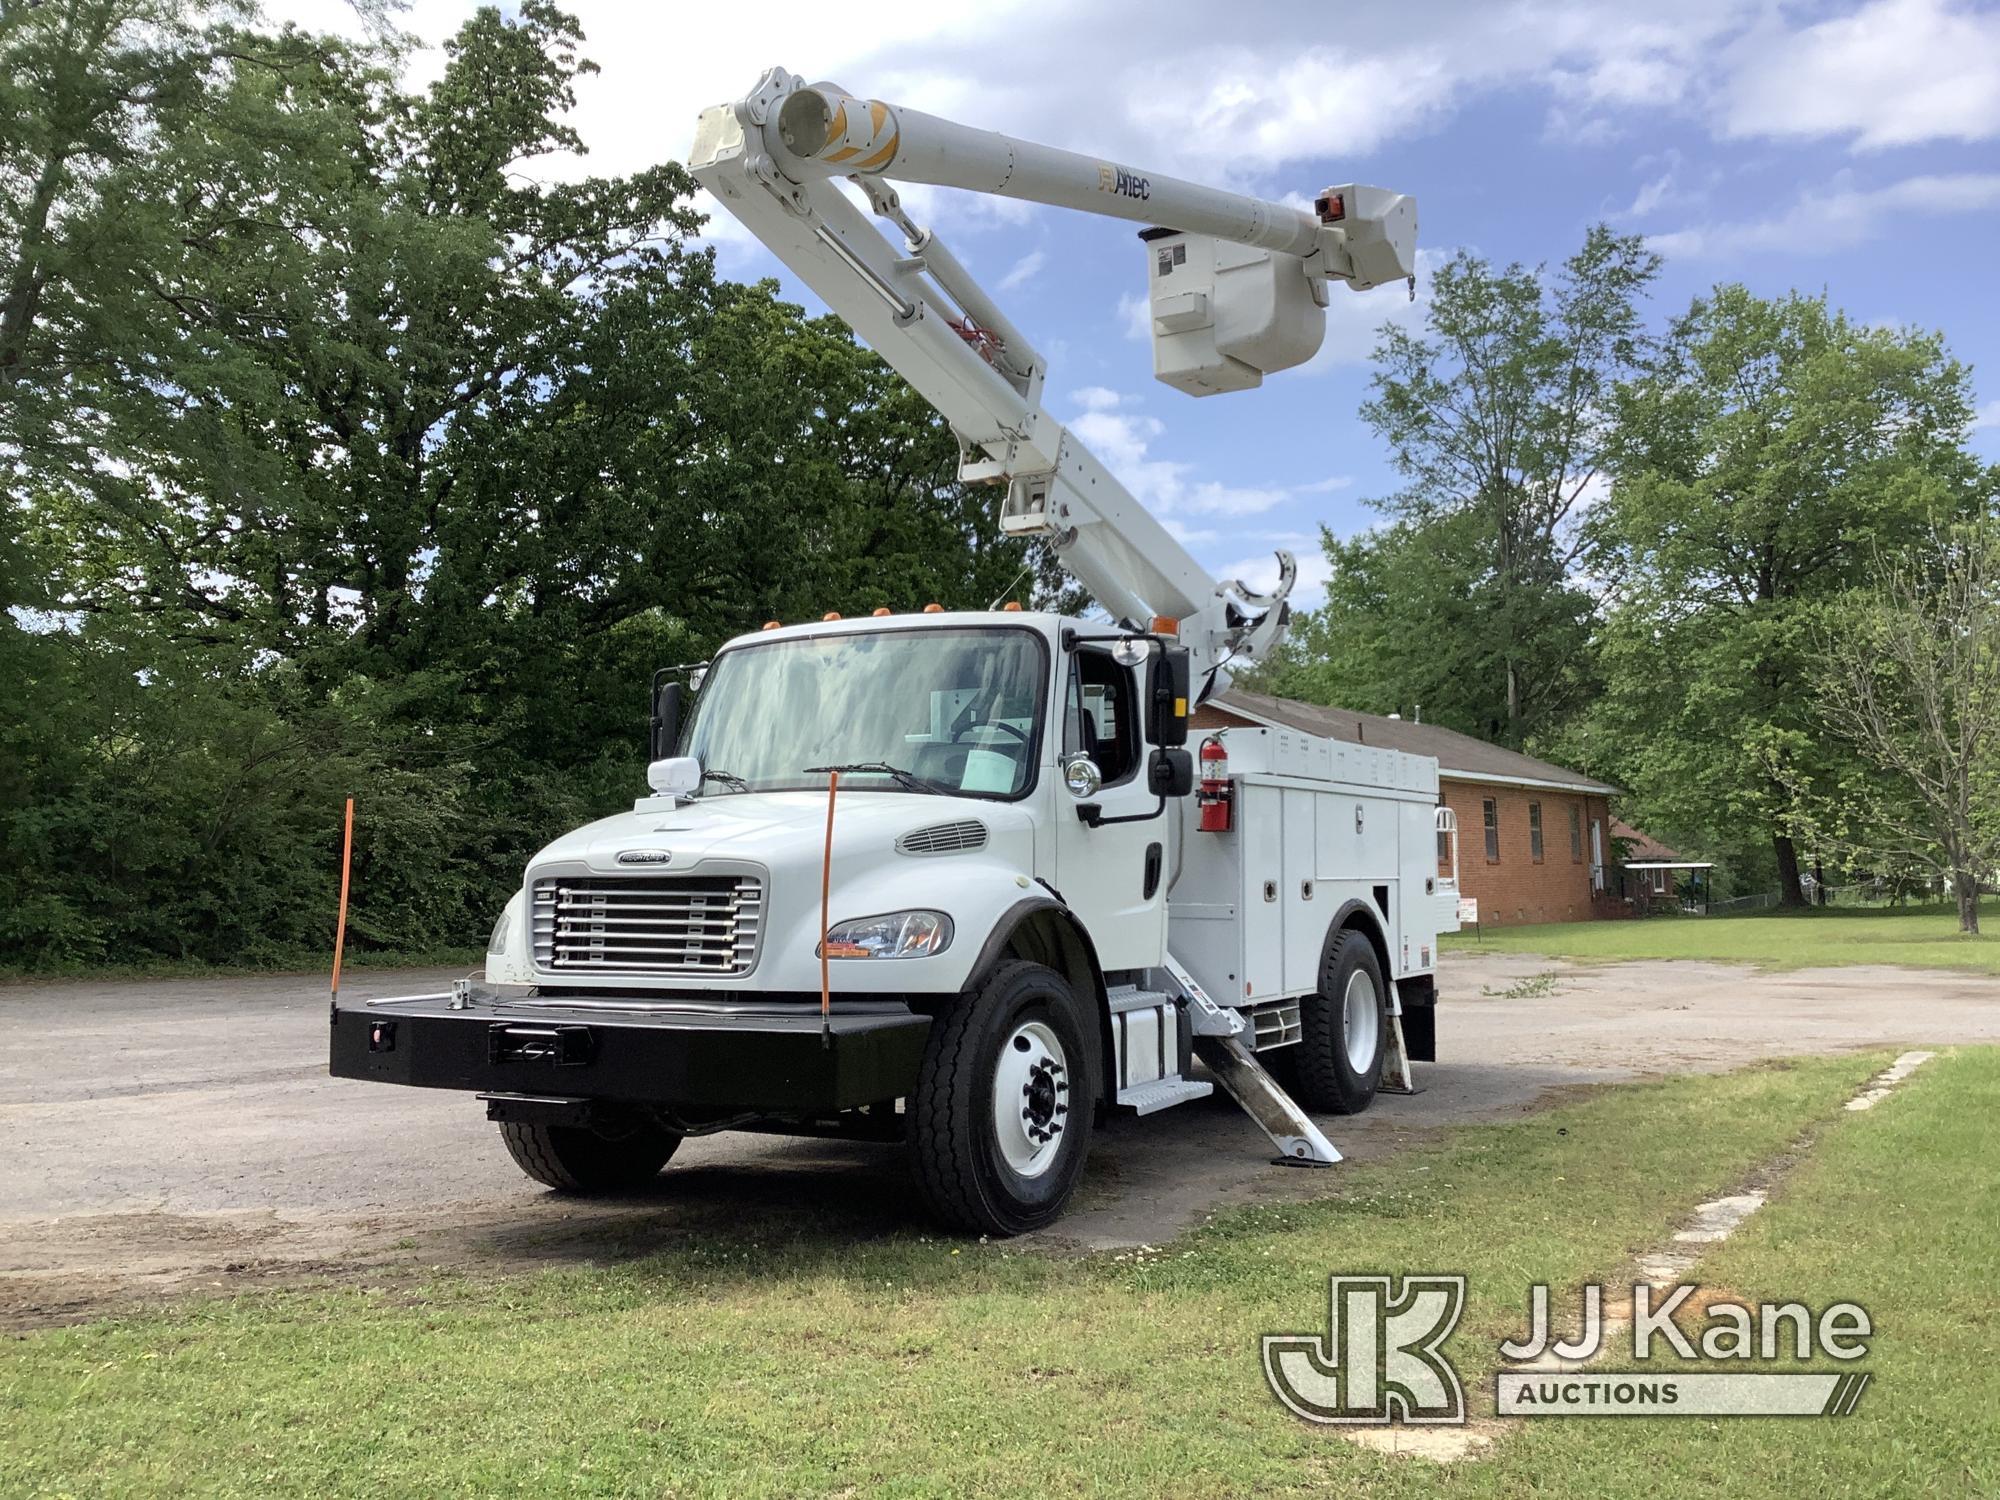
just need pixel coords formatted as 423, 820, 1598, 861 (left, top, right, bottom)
1197, 737, 1233, 832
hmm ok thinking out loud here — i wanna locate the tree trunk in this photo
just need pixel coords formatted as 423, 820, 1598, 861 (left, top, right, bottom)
1956, 871, 1980, 935
1773, 833, 1807, 907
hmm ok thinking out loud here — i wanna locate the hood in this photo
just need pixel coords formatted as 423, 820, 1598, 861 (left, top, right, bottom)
529, 790, 1034, 876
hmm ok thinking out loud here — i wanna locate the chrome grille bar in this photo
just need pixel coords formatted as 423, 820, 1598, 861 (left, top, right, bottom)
532, 874, 763, 976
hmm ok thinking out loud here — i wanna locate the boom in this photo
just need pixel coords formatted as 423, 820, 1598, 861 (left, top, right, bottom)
688, 67, 1417, 686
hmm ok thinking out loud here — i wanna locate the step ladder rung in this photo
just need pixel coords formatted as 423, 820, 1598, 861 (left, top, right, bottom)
1114, 1075, 1214, 1115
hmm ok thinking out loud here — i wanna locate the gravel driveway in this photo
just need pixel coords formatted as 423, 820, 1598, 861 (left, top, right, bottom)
4, 951, 1995, 1323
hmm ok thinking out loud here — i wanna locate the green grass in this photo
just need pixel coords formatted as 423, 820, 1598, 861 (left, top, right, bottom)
13, 1049, 1995, 1496
1486, 1046, 2000, 1496
1443, 898, 2000, 974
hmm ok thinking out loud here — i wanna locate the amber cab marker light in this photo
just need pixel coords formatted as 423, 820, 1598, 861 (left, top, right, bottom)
1001, 601, 1022, 612
871, 606, 892, 616
922, 602, 944, 613
761, 620, 781, 630
1149, 615, 1179, 636
822, 610, 842, 621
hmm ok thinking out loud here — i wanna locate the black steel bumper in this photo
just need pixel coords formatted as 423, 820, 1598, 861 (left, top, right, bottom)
329, 989, 931, 1115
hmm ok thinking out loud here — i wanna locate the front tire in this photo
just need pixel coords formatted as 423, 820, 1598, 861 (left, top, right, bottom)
498, 1115, 681, 1192
1292, 928, 1388, 1114
909, 960, 1094, 1236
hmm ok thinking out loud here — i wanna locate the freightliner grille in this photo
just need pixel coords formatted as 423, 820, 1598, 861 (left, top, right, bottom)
532, 875, 763, 975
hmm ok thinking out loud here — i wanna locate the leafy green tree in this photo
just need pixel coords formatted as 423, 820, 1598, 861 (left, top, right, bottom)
1251, 510, 1600, 745
1339, 226, 1659, 744
2, 2, 1054, 968
1583, 286, 1984, 905
1803, 522, 2000, 933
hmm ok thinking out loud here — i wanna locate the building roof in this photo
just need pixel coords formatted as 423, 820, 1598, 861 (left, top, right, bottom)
1609, 817, 1682, 863
1213, 688, 1622, 796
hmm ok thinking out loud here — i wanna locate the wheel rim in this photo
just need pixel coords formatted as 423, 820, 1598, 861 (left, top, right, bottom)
991, 1019, 1070, 1179
1342, 968, 1381, 1073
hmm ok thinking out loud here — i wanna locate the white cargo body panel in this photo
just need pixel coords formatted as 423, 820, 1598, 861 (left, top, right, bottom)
1169, 726, 1443, 1009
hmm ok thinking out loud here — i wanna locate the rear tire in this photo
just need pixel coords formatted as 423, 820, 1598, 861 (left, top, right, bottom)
909, 960, 1094, 1236
1292, 928, 1388, 1114
499, 1116, 680, 1192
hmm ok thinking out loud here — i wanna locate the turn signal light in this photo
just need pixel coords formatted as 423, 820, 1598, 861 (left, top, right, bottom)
1150, 615, 1180, 636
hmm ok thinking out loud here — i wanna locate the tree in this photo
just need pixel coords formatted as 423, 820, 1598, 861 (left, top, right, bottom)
1248, 511, 1599, 744
1587, 287, 1983, 905
1348, 226, 1659, 744
1, 2, 1056, 968
1806, 524, 2000, 933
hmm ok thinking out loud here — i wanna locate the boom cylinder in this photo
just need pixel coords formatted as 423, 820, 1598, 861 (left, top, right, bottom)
772, 85, 1326, 259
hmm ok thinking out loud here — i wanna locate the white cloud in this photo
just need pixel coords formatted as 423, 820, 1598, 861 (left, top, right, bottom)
1723, 0, 2000, 150
997, 249, 1046, 291
1973, 399, 2000, 431
1649, 171, 2000, 258
1069, 385, 1126, 411
1117, 290, 1150, 343
266, 0, 2000, 243
1612, 150, 1701, 221
1296, 475, 1355, 495
1067, 397, 1292, 518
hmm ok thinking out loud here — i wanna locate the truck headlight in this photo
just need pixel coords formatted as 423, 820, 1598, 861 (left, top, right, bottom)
487, 904, 514, 956
820, 910, 953, 959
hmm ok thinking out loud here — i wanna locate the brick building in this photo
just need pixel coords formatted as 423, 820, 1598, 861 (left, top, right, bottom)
1193, 689, 1625, 927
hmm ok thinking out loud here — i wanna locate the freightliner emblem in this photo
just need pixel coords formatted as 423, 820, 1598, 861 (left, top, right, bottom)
617, 849, 673, 865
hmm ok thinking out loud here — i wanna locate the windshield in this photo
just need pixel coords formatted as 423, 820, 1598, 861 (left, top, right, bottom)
680, 627, 1047, 799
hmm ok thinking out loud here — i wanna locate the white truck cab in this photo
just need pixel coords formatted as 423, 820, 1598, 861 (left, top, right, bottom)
331, 71, 1448, 1236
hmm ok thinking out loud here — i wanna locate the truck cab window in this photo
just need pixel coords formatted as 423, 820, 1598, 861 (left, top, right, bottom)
1064, 648, 1139, 786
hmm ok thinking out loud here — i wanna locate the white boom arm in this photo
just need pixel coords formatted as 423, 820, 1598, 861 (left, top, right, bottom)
688, 67, 1418, 686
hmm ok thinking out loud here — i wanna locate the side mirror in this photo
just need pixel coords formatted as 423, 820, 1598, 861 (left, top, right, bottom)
1147, 647, 1191, 747
647, 755, 701, 797
651, 678, 685, 762
1148, 747, 1194, 798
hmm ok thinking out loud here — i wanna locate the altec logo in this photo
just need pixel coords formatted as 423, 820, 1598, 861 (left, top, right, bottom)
1096, 162, 1150, 201
1263, 1275, 1469, 1425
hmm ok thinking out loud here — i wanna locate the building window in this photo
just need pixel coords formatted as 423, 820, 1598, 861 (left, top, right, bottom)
1483, 798, 1499, 862
1570, 803, 1583, 862
1529, 801, 1544, 863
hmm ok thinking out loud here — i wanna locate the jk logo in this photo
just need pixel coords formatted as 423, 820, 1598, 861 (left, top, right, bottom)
1263, 1275, 1468, 1425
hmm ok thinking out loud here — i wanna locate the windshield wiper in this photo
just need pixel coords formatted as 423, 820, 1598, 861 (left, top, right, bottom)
802, 761, 948, 795
700, 768, 749, 792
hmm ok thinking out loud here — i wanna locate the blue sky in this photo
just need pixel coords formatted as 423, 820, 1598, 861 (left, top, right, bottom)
284, 0, 2000, 606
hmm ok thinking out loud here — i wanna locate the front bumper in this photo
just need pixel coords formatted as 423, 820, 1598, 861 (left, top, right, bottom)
329, 988, 931, 1115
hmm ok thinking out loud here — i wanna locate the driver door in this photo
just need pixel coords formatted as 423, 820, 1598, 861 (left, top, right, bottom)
1053, 646, 1169, 971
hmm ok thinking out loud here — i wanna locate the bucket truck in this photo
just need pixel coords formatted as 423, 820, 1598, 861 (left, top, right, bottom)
329, 68, 1457, 1236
